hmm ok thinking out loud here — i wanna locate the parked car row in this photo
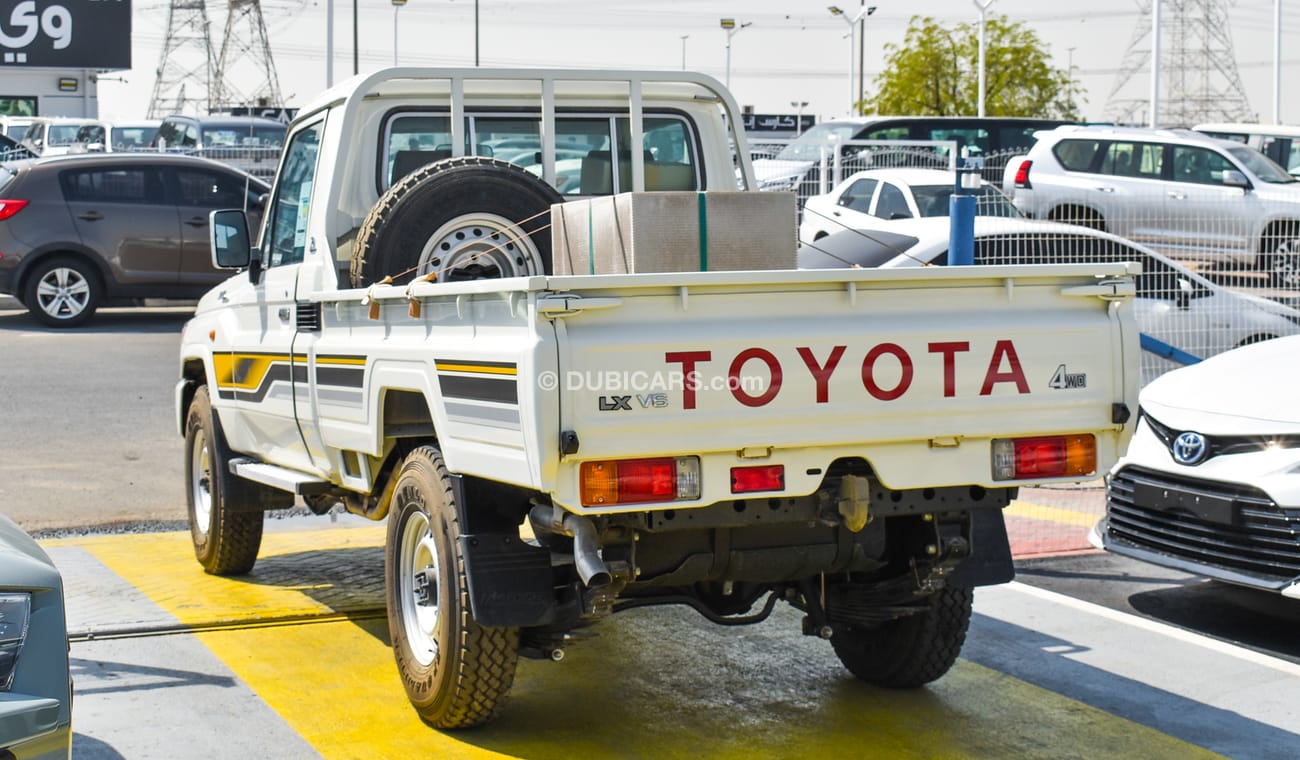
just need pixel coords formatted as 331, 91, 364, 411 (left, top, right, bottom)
0, 152, 270, 326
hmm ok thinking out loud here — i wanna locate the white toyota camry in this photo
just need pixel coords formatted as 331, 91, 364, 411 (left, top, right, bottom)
1091, 334, 1300, 597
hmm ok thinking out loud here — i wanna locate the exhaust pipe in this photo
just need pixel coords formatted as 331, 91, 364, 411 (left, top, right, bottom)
529, 504, 611, 588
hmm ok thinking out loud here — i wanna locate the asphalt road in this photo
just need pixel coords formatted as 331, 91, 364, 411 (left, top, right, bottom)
0, 302, 192, 532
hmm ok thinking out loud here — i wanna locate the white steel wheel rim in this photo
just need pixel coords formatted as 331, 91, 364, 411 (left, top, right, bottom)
400, 509, 441, 667
35, 267, 91, 320
190, 429, 213, 538
417, 213, 542, 282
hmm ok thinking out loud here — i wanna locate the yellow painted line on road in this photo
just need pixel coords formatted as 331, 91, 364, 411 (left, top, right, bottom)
61, 527, 1221, 759
1007, 500, 1100, 528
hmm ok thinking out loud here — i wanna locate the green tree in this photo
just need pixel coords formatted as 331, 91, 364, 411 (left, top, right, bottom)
863, 15, 1082, 119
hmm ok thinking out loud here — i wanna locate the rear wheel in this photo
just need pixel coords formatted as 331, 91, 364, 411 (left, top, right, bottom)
385, 445, 520, 728
828, 586, 973, 688
351, 157, 562, 287
23, 256, 100, 327
184, 386, 268, 575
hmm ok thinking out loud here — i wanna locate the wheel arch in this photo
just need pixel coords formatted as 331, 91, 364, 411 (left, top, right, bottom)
14, 245, 112, 300
1258, 218, 1300, 252
1046, 203, 1108, 231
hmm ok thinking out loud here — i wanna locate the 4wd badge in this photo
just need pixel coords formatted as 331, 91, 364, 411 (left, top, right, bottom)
1048, 365, 1087, 390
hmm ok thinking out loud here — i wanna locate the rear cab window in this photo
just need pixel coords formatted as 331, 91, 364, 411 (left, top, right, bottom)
1052, 139, 1106, 172
379, 110, 701, 196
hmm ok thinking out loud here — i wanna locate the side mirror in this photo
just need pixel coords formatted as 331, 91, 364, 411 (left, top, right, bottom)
1176, 277, 1193, 309
1222, 169, 1251, 189
255, 192, 269, 209
210, 208, 257, 282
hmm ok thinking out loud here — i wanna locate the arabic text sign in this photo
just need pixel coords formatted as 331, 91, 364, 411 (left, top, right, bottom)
742, 114, 815, 133
0, 0, 131, 69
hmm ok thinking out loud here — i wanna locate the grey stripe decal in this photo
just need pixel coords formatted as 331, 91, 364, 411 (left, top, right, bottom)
445, 401, 521, 430
317, 388, 364, 406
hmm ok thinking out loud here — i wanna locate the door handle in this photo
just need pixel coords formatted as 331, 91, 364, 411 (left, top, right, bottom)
1094, 187, 1115, 193
277, 307, 291, 321
77, 211, 104, 221
184, 216, 208, 227
832, 210, 842, 217
1167, 191, 1187, 200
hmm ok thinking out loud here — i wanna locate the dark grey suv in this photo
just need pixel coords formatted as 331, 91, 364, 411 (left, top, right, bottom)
0, 153, 269, 326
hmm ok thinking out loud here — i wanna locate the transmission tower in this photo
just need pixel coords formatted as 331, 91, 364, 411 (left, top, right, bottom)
211, 0, 285, 112
148, 0, 216, 118
1104, 0, 1256, 125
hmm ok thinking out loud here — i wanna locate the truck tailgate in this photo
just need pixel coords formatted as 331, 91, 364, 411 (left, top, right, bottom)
546, 265, 1136, 505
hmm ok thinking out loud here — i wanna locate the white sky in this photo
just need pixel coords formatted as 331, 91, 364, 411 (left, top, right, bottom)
99, 0, 1299, 126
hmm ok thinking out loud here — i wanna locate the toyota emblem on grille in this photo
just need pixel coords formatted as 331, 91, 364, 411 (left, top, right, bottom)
1172, 431, 1208, 465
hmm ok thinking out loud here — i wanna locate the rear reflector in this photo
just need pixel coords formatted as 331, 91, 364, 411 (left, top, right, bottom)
0, 199, 28, 221
580, 456, 701, 507
731, 464, 785, 494
1013, 160, 1032, 188
992, 434, 1095, 481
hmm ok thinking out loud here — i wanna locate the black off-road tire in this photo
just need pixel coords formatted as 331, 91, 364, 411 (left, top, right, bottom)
351, 157, 562, 287
384, 445, 520, 729
23, 255, 101, 327
829, 586, 973, 688
184, 386, 274, 575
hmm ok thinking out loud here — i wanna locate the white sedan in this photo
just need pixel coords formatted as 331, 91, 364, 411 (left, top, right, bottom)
1091, 334, 1300, 597
798, 168, 1019, 244
798, 217, 1300, 386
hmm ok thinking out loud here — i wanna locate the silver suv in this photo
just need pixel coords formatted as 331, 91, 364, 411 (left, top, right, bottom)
1005, 125, 1300, 285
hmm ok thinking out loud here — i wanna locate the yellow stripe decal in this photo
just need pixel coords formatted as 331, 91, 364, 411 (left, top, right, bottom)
315, 356, 368, 367
435, 362, 518, 377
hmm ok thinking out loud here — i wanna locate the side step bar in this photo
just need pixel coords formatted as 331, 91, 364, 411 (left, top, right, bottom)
229, 458, 334, 495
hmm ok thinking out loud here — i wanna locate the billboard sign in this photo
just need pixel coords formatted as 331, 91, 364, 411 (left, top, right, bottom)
0, 1, 131, 69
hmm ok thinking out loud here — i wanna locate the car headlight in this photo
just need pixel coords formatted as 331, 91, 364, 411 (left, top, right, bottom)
0, 592, 31, 691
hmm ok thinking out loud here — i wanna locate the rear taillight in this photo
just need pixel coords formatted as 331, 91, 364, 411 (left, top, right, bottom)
0, 199, 27, 221
992, 434, 1095, 481
580, 456, 701, 506
1013, 160, 1032, 188
731, 465, 785, 494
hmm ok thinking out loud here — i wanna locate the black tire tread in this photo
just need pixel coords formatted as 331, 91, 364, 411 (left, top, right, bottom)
185, 386, 265, 576
829, 586, 973, 689
387, 446, 519, 729
350, 156, 560, 288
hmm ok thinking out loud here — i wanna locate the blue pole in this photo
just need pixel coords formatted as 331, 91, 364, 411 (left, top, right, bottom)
949, 166, 976, 266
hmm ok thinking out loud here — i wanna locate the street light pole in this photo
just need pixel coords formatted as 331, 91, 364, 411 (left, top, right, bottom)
392, 0, 406, 67
719, 18, 751, 91
973, 0, 995, 118
680, 35, 689, 70
829, 5, 875, 115
791, 100, 808, 135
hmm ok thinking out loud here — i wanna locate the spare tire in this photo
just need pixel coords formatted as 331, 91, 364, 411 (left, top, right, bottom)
351, 156, 564, 287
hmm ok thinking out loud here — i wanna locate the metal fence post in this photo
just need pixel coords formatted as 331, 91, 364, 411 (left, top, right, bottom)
949, 158, 983, 266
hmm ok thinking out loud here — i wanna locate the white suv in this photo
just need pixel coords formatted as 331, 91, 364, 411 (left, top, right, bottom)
1005, 125, 1300, 285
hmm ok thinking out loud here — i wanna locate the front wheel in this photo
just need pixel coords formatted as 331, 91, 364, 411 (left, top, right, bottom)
1264, 237, 1300, 289
384, 445, 520, 728
23, 256, 100, 327
829, 586, 973, 688
184, 386, 269, 575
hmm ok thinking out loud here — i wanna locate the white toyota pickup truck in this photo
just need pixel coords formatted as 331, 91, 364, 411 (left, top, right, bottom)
176, 67, 1140, 728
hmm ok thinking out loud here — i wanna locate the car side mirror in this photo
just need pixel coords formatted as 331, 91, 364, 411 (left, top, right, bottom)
1176, 277, 1193, 309
255, 192, 269, 209
210, 209, 260, 284
1222, 169, 1250, 189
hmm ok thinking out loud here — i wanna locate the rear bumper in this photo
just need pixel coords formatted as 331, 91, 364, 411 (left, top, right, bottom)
0, 693, 71, 758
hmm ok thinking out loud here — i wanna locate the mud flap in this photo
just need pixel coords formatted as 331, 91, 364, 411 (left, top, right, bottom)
945, 509, 1015, 588
458, 533, 557, 627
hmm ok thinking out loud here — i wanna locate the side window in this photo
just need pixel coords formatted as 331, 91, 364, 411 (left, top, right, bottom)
838, 178, 878, 213
861, 126, 910, 141
1172, 145, 1234, 185
929, 127, 991, 156
155, 121, 180, 148
61, 168, 158, 204
383, 114, 452, 188
265, 119, 324, 268
1052, 139, 1104, 172
175, 169, 248, 208
472, 116, 539, 166
1100, 142, 1163, 179
874, 183, 911, 219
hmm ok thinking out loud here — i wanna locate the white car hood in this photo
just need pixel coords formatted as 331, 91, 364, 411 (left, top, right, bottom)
752, 157, 813, 183
1141, 334, 1300, 431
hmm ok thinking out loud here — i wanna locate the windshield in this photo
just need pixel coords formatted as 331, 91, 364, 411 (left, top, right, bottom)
1228, 145, 1296, 184
202, 127, 285, 147
48, 125, 84, 145
910, 184, 1022, 218
774, 123, 862, 161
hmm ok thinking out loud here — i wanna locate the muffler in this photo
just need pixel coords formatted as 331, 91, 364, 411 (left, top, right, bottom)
528, 504, 611, 588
